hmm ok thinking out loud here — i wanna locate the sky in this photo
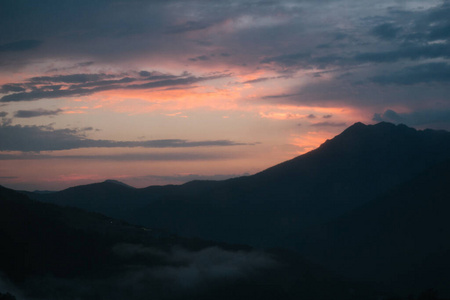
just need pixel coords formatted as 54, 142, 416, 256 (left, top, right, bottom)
0, 0, 449, 190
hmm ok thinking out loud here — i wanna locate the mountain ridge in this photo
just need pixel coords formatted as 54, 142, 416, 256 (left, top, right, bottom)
25, 122, 450, 248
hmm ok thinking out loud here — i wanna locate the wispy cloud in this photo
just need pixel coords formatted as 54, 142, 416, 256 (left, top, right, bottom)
0, 72, 228, 102
0, 123, 250, 152
0, 152, 233, 161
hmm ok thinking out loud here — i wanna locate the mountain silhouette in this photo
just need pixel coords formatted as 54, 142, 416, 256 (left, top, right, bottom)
296, 158, 450, 296
27, 122, 450, 248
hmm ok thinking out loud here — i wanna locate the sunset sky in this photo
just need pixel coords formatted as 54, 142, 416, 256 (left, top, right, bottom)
1, 0, 449, 190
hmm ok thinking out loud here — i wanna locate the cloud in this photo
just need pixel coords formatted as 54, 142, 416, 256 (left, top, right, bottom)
261, 43, 450, 70
113, 244, 276, 290
353, 43, 450, 64
0, 84, 26, 93
29, 73, 114, 84
0, 152, 233, 162
371, 23, 401, 40
0, 112, 8, 117
310, 122, 346, 127
371, 62, 450, 85
0, 39, 42, 52
0, 72, 227, 102
14, 109, 63, 118
323, 114, 332, 119
261, 51, 313, 67
47, 61, 95, 72
373, 109, 403, 123
242, 77, 275, 84
22, 244, 277, 300
27, 244, 278, 300
151, 246, 276, 289
261, 93, 301, 100
189, 55, 210, 62
0, 123, 249, 152
166, 20, 213, 34
373, 108, 450, 128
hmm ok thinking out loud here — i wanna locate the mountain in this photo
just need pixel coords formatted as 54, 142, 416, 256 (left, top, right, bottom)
0, 185, 363, 300
22, 179, 224, 220
26, 122, 450, 248
296, 158, 450, 296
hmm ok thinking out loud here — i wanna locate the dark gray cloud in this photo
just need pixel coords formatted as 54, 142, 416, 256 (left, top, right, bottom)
323, 114, 332, 119
261, 52, 313, 68
0, 72, 227, 102
0, 123, 249, 152
373, 108, 450, 129
189, 55, 210, 62
0, 84, 26, 93
310, 122, 346, 127
30, 73, 114, 84
256, 0, 450, 111
125, 74, 224, 90
1, 87, 99, 102
47, 61, 95, 72
0, 39, 42, 52
0, 112, 7, 117
371, 62, 450, 85
261, 43, 450, 70
353, 43, 450, 64
14, 109, 63, 118
371, 23, 401, 40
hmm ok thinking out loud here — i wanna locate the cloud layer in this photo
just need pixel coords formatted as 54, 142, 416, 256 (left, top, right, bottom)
0, 72, 226, 102
0, 123, 248, 152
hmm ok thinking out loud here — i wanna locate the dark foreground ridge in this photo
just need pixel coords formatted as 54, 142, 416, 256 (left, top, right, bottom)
0, 185, 364, 300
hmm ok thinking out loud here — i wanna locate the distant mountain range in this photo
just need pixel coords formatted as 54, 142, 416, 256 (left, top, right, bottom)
17, 121, 450, 297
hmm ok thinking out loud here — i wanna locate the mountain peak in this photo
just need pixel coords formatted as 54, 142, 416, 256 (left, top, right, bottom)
340, 121, 403, 135
326, 122, 418, 146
